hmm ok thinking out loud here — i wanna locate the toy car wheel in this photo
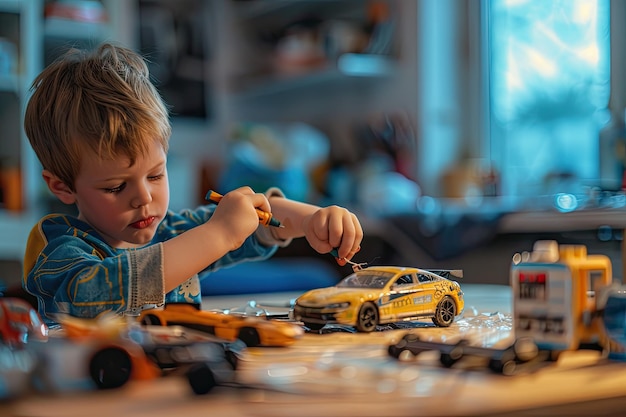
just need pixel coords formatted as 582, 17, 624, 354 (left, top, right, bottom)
238, 327, 261, 347
186, 363, 217, 395
89, 347, 132, 389
387, 344, 402, 358
225, 350, 239, 369
431, 296, 456, 327
388, 334, 417, 358
440, 353, 457, 368
440, 343, 464, 367
512, 337, 539, 362
303, 322, 325, 331
356, 302, 379, 332
439, 340, 467, 368
488, 358, 517, 376
141, 314, 162, 326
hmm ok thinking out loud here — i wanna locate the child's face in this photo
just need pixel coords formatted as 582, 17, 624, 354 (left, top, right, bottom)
72, 143, 170, 248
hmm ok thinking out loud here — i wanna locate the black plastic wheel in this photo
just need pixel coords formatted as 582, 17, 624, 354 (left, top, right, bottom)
238, 327, 261, 347
440, 342, 464, 367
141, 314, 162, 326
431, 296, 457, 327
186, 363, 217, 395
356, 302, 379, 332
89, 347, 132, 389
304, 322, 325, 331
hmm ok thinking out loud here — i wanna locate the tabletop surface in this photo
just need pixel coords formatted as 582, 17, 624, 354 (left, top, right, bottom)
3, 284, 626, 417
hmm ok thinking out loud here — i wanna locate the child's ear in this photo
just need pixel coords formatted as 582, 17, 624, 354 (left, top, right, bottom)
42, 169, 76, 205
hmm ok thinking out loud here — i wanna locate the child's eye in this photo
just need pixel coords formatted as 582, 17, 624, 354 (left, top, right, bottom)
148, 174, 164, 181
103, 183, 126, 194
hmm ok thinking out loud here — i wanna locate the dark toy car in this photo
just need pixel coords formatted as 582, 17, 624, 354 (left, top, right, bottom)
388, 333, 545, 375
129, 325, 245, 394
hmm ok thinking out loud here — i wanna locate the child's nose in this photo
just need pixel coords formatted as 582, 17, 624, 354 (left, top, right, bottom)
131, 183, 153, 208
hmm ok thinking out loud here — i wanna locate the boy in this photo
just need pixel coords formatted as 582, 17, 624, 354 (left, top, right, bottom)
22, 43, 363, 326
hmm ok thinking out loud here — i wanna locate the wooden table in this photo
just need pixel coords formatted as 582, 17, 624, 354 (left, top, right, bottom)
3, 284, 626, 417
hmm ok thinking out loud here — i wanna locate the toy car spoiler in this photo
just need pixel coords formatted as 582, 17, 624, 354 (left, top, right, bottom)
427, 269, 463, 280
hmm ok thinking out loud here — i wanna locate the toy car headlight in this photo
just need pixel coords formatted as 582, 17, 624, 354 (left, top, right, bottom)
326, 302, 350, 309
289, 326, 305, 337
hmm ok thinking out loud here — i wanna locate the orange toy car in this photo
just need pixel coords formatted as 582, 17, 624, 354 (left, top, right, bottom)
138, 303, 303, 347
58, 313, 161, 388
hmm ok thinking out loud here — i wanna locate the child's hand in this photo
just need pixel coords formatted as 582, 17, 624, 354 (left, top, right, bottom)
301, 206, 363, 266
208, 187, 271, 250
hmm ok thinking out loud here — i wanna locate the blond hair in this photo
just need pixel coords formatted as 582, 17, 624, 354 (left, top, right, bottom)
24, 42, 171, 190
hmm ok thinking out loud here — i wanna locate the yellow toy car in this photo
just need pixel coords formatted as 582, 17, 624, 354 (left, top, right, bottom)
293, 266, 464, 332
138, 303, 303, 347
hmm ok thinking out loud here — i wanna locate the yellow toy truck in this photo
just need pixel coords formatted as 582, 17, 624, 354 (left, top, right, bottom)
511, 240, 612, 355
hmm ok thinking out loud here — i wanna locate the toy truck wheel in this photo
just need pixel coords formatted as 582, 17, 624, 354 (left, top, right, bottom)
432, 296, 456, 327
186, 363, 217, 395
238, 327, 261, 347
356, 302, 379, 333
89, 347, 132, 389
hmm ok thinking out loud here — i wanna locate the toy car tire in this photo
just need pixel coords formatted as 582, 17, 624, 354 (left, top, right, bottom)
89, 347, 132, 389
431, 296, 457, 327
512, 337, 539, 362
186, 363, 217, 395
225, 350, 239, 370
356, 302, 379, 333
238, 327, 261, 347
303, 322, 325, 331
440, 343, 464, 367
488, 358, 518, 376
388, 334, 417, 358
141, 314, 162, 326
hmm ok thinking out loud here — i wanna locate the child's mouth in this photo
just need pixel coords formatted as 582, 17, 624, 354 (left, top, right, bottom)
130, 216, 155, 229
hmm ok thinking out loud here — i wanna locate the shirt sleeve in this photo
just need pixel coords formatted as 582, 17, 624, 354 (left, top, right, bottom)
126, 243, 165, 315
24, 219, 165, 325
254, 187, 293, 248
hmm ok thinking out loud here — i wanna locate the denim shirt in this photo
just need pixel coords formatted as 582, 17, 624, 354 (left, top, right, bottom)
23, 202, 284, 326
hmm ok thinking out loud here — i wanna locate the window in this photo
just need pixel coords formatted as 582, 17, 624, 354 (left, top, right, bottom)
486, 0, 611, 198
418, 274, 433, 283
395, 275, 413, 286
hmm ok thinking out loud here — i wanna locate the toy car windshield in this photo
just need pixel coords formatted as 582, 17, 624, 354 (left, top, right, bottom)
336, 271, 395, 289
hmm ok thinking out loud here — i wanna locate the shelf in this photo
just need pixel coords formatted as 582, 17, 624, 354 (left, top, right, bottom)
498, 208, 626, 233
231, 54, 395, 99
0, 0, 20, 14
44, 18, 109, 40
233, 0, 366, 23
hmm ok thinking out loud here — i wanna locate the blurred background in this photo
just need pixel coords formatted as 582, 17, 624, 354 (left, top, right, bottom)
1, 0, 626, 294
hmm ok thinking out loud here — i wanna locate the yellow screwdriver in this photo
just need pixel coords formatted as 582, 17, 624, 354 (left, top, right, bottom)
205, 190, 283, 228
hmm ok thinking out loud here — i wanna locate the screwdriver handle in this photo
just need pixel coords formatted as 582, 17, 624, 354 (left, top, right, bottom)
205, 190, 282, 228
